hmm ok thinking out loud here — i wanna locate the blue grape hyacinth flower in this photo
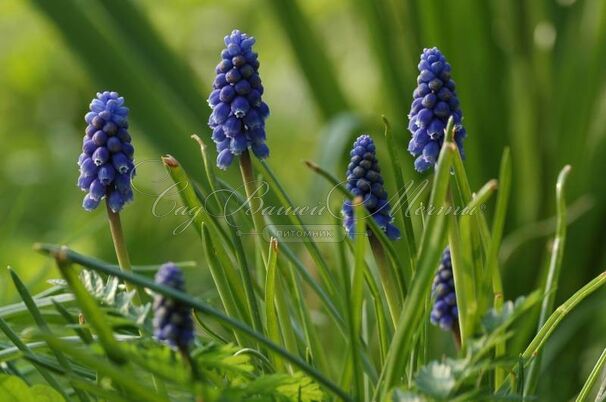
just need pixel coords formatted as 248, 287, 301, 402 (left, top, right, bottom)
407, 47, 466, 172
77, 91, 135, 212
153, 263, 194, 350
342, 135, 400, 240
207, 29, 270, 170
430, 248, 459, 331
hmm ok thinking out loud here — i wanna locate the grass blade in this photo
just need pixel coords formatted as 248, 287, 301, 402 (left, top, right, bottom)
379, 139, 456, 397
36, 243, 352, 402
525, 165, 572, 394
576, 348, 606, 402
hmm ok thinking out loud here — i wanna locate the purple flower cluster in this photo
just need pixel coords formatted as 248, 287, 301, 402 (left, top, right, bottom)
77, 91, 134, 212
153, 263, 194, 350
407, 47, 466, 172
342, 135, 400, 240
207, 30, 270, 170
430, 248, 459, 331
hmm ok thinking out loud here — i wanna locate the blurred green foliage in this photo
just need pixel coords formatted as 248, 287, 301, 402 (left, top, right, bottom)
1, 0, 606, 400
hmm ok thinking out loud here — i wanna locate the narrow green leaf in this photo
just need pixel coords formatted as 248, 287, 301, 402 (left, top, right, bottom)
525, 165, 572, 394
265, 238, 284, 372
9, 268, 89, 402
379, 137, 455, 397
576, 348, 606, 402
0, 319, 69, 400
36, 243, 352, 402
201, 223, 245, 345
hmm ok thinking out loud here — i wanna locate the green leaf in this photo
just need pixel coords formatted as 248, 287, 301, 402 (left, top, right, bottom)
0, 374, 64, 402
415, 362, 456, 399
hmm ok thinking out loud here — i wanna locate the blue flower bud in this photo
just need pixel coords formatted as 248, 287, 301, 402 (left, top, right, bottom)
430, 248, 458, 332
208, 29, 270, 169
408, 48, 465, 172
342, 135, 400, 240
153, 263, 194, 349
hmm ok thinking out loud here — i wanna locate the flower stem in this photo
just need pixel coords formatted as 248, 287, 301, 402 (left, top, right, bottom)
105, 201, 143, 304
239, 149, 268, 264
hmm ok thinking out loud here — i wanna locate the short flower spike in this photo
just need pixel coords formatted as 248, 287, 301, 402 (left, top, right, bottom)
208, 29, 270, 169
408, 48, 466, 172
430, 248, 458, 331
342, 135, 400, 240
153, 263, 195, 350
78, 91, 135, 212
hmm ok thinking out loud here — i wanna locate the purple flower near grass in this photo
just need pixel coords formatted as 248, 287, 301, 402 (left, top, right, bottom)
407, 48, 466, 172
342, 135, 400, 240
77, 91, 134, 212
153, 263, 194, 350
430, 248, 459, 331
208, 30, 270, 169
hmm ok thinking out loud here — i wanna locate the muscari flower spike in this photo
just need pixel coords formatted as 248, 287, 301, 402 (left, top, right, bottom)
77, 91, 135, 213
153, 263, 195, 350
207, 29, 270, 170
407, 47, 466, 172
342, 135, 400, 240
430, 248, 459, 331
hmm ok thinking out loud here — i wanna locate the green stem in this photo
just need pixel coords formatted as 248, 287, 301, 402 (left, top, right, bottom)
105, 201, 143, 304
239, 150, 268, 264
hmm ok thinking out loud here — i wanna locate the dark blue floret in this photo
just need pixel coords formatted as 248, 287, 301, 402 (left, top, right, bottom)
77, 91, 135, 212
408, 48, 466, 172
208, 30, 270, 170
342, 135, 400, 240
430, 248, 458, 331
153, 263, 195, 350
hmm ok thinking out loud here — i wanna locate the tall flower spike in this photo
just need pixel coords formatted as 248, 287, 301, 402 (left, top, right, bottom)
430, 248, 459, 331
78, 91, 135, 212
153, 263, 195, 350
342, 135, 400, 240
407, 47, 466, 172
208, 29, 270, 170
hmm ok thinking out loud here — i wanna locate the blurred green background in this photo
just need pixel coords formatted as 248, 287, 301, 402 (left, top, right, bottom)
1, 0, 605, 400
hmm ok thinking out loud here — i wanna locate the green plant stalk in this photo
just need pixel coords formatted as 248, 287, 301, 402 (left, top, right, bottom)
303, 159, 406, 293
53, 247, 127, 365
202, 224, 244, 345
448, 212, 476, 350
258, 159, 339, 299
525, 165, 571, 394
264, 238, 285, 372
36, 243, 352, 402
105, 202, 144, 305
215, 175, 345, 333
349, 198, 367, 401
378, 141, 455, 399
383, 116, 416, 276
0, 318, 70, 400
163, 155, 263, 335
287, 262, 330, 375
490, 148, 512, 389
9, 268, 90, 402
451, 179, 497, 349
575, 348, 606, 402
501, 270, 606, 392
369, 234, 401, 327
239, 150, 268, 264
